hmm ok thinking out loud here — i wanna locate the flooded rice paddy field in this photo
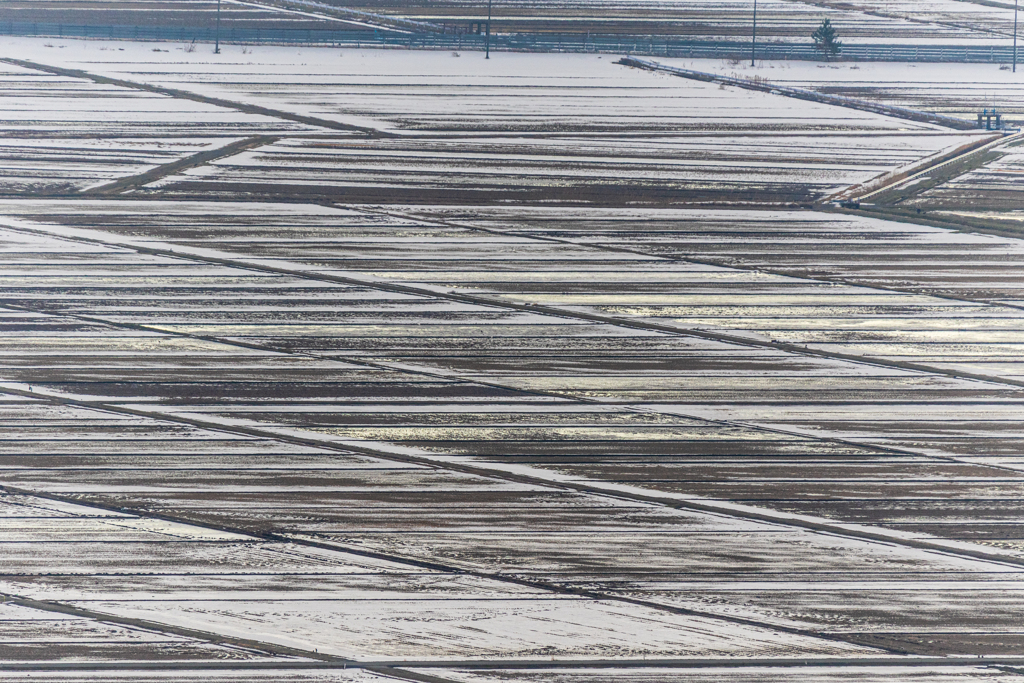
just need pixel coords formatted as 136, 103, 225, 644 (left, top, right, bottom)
0, 37, 1021, 680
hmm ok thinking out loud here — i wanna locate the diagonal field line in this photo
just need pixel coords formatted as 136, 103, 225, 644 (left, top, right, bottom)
0, 213, 982, 470
84, 135, 281, 196
0, 58, 391, 138
0, 52, 1006, 673
0, 211, 1017, 460
617, 57, 982, 131
1, 215, 1024, 570
0, 655, 1021, 671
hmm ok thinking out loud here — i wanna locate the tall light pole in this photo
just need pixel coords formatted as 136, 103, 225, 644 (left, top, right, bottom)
751, 0, 758, 67
1014, 0, 1019, 73
485, 0, 492, 59
214, 0, 222, 54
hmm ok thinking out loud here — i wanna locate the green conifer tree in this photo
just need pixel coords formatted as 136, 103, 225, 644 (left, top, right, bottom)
812, 18, 843, 60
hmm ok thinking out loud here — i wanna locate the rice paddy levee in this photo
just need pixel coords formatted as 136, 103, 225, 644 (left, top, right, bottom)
617, 56, 983, 130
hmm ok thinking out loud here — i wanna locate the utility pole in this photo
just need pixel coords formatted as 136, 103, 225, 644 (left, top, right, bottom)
214, 0, 222, 54
485, 0, 492, 59
1015, 0, 1019, 73
751, 0, 758, 67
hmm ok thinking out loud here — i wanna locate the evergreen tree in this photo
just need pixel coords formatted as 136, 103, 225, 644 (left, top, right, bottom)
812, 18, 843, 60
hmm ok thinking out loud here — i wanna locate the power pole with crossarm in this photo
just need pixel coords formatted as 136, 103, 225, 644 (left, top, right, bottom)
485, 0, 492, 59
751, 0, 758, 66
214, 0, 222, 54
1014, 0, 1019, 73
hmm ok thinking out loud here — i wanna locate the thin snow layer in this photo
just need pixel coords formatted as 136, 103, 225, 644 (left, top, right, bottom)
0, 0, 338, 26
0, 55, 322, 193
907, 143, 1024, 211
55, 598, 881, 661
662, 57, 1024, 119
3, 199, 1024, 468
2, 206, 1024, 663
0, 674, 385, 682
141, 132, 980, 206
1, 197, 1022, 606
0, 386, 1014, 661
420, 666, 1024, 682
792, 0, 1019, 36
349, 203, 1024, 388
270, 0, 1002, 42
0, 474, 894, 662
0, 38, 960, 134
0, 596, 287, 663
0, 38, 1022, 670
0, 39, 987, 205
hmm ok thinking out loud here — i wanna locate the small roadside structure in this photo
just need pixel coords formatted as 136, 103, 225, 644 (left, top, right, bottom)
978, 108, 1003, 130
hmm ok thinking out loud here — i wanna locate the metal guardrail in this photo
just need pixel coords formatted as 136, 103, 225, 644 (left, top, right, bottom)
0, 21, 1019, 63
